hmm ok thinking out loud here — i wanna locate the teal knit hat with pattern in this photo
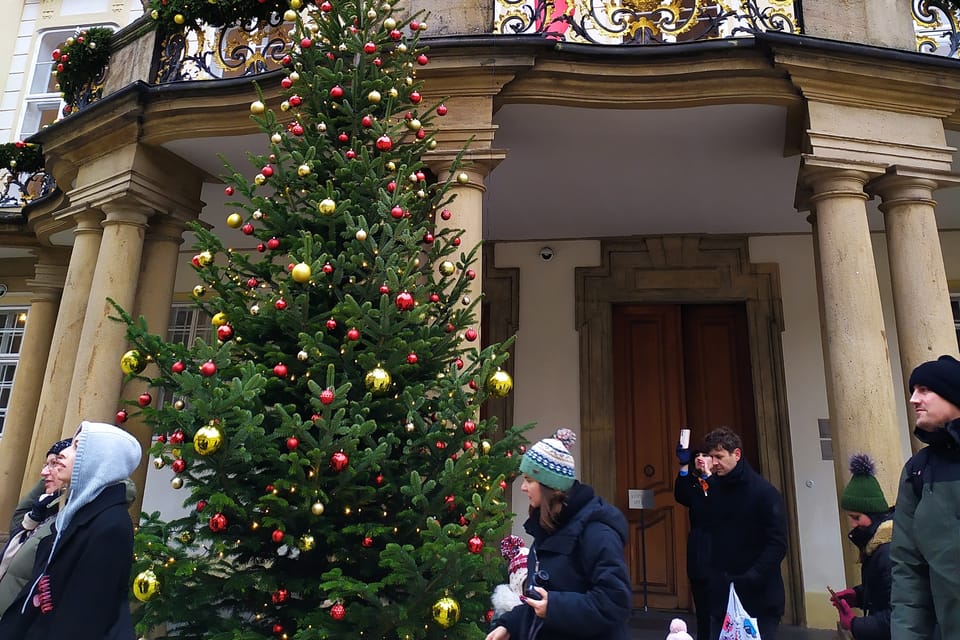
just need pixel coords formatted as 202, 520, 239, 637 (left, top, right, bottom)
519, 429, 577, 491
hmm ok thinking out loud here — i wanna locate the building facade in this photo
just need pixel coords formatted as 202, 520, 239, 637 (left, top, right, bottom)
1, 0, 960, 629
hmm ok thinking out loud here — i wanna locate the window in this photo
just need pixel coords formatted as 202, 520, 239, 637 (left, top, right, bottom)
167, 305, 212, 346
952, 294, 960, 349
0, 307, 28, 436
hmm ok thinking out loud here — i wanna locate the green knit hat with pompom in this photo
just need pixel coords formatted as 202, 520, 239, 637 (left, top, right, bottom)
840, 453, 889, 514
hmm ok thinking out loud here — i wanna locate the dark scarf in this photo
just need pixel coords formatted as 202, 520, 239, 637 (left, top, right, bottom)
525, 481, 594, 543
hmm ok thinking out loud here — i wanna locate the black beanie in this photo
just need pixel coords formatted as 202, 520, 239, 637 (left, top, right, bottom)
909, 355, 960, 410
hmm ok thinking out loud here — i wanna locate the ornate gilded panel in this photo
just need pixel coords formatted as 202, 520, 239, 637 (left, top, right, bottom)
914, 0, 960, 57
494, 0, 799, 44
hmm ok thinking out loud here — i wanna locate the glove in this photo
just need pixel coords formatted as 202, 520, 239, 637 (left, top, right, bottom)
836, 600, 855, 631
25, 492, 59, 526
831, 588, 857, 608
676, 443, 692, 466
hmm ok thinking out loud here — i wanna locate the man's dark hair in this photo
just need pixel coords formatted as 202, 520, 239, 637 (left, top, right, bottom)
704, 427, 742, 454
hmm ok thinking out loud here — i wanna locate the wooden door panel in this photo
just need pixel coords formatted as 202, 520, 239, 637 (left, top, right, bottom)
613, 305, 687, 609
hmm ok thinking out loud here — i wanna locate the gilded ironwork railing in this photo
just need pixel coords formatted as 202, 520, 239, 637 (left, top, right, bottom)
914, 0, 960, 57
494, 0, 799, 44
0, 170, 56, 209
156, 13, 291, 82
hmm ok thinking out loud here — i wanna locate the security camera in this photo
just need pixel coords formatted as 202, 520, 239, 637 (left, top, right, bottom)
539, 247, 555, 262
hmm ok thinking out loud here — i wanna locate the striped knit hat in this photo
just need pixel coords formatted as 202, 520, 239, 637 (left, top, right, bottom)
519, 428, 577, 491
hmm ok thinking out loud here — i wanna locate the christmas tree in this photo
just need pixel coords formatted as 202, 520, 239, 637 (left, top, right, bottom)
115, 1, 528, 637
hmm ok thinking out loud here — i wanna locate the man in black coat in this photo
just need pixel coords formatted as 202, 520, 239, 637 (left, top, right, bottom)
702, 427, 788, 640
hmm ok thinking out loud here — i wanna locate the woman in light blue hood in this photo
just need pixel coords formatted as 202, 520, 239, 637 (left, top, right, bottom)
0, 420, 142, 639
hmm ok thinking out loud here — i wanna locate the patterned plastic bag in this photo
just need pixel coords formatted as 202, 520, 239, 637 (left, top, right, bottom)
718, 582, 761, 640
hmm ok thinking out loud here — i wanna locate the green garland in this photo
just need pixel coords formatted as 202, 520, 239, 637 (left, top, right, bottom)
0, 142, 43, 174
147, 0, 289, 33
53, 27, 114, 113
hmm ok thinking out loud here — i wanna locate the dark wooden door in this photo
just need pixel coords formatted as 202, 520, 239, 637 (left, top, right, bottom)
612, 303, 757, 610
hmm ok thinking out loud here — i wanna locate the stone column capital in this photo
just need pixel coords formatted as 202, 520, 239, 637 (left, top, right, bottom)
100, 201, 153, 227
801, 165, 872, 199
866, 166, 960, 208
426, 149, 507, 191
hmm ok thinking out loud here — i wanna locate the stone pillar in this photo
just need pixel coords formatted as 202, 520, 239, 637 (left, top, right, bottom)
0, 249, 68, 531
61, 203, 151, 435
869, 172, 959, 446
804, 166, 905, 583
124, 216, 188, 515
20, 211, 104, 494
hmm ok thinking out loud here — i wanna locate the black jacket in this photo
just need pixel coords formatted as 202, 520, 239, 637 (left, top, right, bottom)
849, 515, 892, 640
0, 483, 135, 639
499, 482, 632, 640
704, 458, 787, 619
675, 471, 713, 582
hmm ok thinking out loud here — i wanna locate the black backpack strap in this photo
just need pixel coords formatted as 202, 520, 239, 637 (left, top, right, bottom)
905, 448, 931, 499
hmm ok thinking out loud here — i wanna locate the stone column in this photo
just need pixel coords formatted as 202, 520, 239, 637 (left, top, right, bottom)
0, 249, 68, 530
124, 216, 188, 515
61, 203, 151, 435
804, 167, 904, 585
20, 211, 104, 494
869, 171, 959, 446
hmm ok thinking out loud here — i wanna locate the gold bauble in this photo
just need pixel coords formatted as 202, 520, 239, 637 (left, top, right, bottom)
132, 570, 160, 602
291, 262, 312, 283
227, 212, 244, 228
297, 164, 311, 177
367, 90, 381, 104
457, 172, 469, 184
192, 285, 206, 298
485, 369, 513, 397
179, 531, 193, 544
211, 312, 228, 327
271, 133, 283, 144
120, 349, 146, 375
311, 501, 325, 516
170, 477, 184, 490
406, 119, 421, 132
250, 100, 266, 115
396, 45, 406, 54
254, 174, 266, 185
283, 8, 297, 20
364, 367, 392, 394
173, 399, 186, 410
193, 424, 224, 456
481, 440, 492, 454
298, 534, 316, 551
431, 596, 460, 628
439, 261, 455, 276
173, 13, 185, 24
388, 87, 399, 98
355, 229, 367, 241
150, 9, 159, 18
318, 198, 336, 215
289, 0, 301, 8
153, 457, 165, 470
383, 17, 397, 29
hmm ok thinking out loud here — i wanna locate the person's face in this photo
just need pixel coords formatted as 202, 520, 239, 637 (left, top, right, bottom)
708, 447, 741, 476
40, 454, 64, 494
910, 386, 960, 431
694, 453, 712, 476
55, 438, 79, 485
520, 475, 542, 508
846, 511, 872, 530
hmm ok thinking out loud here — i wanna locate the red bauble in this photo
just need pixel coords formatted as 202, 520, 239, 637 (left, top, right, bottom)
416, 129, 427, 140
390, 205, 404, 219
171, 360, 185, 374
330, 85, 344, 98
435, 440, 446, 450
409, 91, 421, 103
486, 609, 495, 623
338, 132, 349, 143
172, 458, 185, 473
200, 360, 217, 376
346, 328, 360, 341
423, 233, 434, 244
466, 269, 476, 280
376, 135, 393, 151
417, 54, 429, 65
272, 623, 284, 635
379, 284, 390, 294
289, 95, 301, 107
445, 323, 455, 333
464, 328, 478, 342
440, 209, 452, 220
271, 529, 285, 543
52, 48, 61, 60
453, 237, 461, 246
499, 480, 508, 490
319, 0, 331, 9
281, 55, 292, 66
330, 451, 349, 471
361, 115, 373, 127
330, 603, 345, 620
273, 363, 288, 378
156, 434, 166, 443
170, 429, 185, 444
386, 181, 396, 192
322, 262, 334, 274
115, 410, 128, 423
272, 588, 289, 604
224, 186, 234, 196
410, 20, 420, 30
265, 484, 275, 493
395, 291, 415, 311
257, 243, 266, 252
209, 513, 228, 532
280, 77, 292, 89
286, 437, 299, 451
373, 57, 382, 67
362, 536, 373, 548
463, 419, 476, 435
345, 149, 356, 160
261, 165, 274, 178
196, 499, 207, 512
389, 29, 402, 40
300, 37, 313, 48
247, 277, 258, 288
468, 535, 484, 553
325, 318, 337, 331
274, 298, 287, 310
463, 441, 475, 451
363, 41, 376, 54
217, 324, 233, 341
267, 237, 281, 250
406, 352, 418, 364
429, 293, 440, 303
375, 474, 384, 485
455, 358, 464, 370
291, 123, 304, 136
469, 379, 478, 390
437, 104, 448, 116
444, 494, 456, 510
137, 392, 152, 407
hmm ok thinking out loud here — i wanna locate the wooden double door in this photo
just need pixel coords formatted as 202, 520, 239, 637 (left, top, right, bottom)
612, 303, 759, 610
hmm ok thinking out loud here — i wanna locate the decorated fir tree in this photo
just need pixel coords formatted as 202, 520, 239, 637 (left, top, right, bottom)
116, 1, 528, 637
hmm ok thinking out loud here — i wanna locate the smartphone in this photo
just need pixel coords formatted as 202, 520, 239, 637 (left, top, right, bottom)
827, 585, 837, 599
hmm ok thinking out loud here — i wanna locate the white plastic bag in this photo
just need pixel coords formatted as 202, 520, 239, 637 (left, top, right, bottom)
717, 582, 762, 640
